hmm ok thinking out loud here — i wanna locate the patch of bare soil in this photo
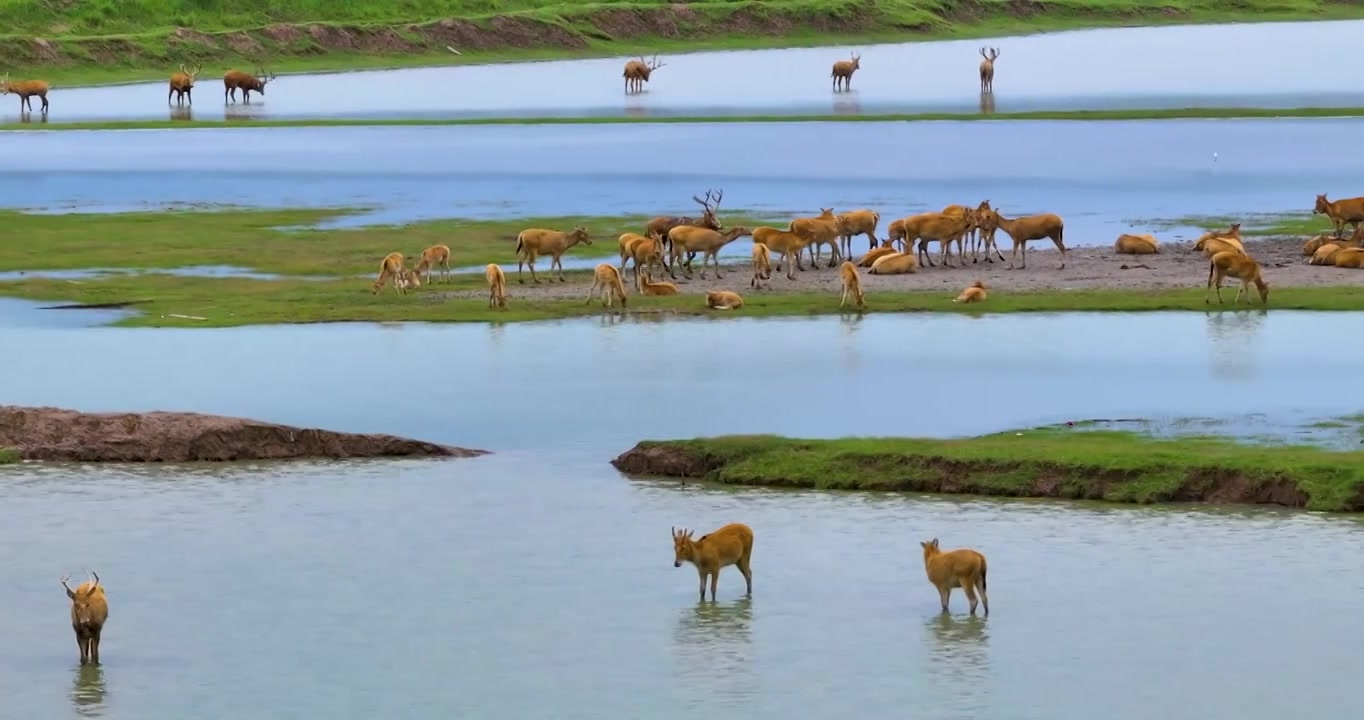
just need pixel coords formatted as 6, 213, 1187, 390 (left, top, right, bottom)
0, 405, 486, 462
438, 236, 1364, 304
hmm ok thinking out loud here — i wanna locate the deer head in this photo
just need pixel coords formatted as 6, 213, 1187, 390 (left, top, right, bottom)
256, 67, 276, 91
980, 47, 1000, 62
61, 571, 103, 625
693, 189, 724, 229
850, 52, 861, 70
181, 63, 202, 82
672, 526, 696, 567
570, 226, 593, 244
641, 54, 665, 79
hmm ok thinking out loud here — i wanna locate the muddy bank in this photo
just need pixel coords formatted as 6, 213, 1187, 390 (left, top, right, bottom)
447, 235, 1363, 302
0, 2, 1241, 72
609, 435, 1364, 511
0, 405, 485, 462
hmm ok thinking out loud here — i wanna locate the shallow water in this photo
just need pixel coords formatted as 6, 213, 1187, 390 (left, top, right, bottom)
13, 20, 1364, 124
0, 120, 1348, 258
2, 311, 1363, 720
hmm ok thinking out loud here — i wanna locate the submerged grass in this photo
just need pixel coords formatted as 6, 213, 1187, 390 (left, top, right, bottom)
0, 206, 1362, 328
6, 0, 1364, 87
6, 106, 1364, 132
619, 431, 1364, 512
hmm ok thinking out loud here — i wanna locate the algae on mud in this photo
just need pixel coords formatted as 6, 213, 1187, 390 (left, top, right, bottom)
4, 0, 1364, 86
609, 431, 1364, 512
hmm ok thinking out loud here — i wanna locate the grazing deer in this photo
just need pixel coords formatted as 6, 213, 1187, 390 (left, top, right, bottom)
414, 244, 452, 284
646, 189, 724, 262
623, 54, 665, 94
62, 572, 109, 665
371, 252, 408, 295
831, 52, 861, 92
168, 63, 202, 105
1206, 251, 1269, 305
587, 263, 629, 308
979, 47, 1000, 92
485, 263, 508, 309
224, 67, 275, 103
921, 539, 989, 616
672, 524, 754, 601
838, 260, 865, 310
1, 73, 49, 112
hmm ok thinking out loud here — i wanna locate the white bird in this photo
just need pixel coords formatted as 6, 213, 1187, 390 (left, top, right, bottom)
1213, 152, 1219, 162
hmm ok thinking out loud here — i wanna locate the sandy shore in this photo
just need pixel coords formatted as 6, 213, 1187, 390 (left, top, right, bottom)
437, 236, 1363, 301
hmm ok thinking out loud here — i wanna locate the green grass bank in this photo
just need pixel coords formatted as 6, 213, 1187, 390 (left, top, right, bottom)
5, 105, 1364, 132
609, 431, 1364, 512
2, 0, 1362, 86
0, 206, 1358, 328
0, 448, 17, 464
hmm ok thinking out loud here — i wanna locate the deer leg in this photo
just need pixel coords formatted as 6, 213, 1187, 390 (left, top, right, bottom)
528, 259, 542, 284
938, 586, 952, 613
711, 252, 723, 279
186, 87, 192, 106
90, 629, 101, 665
697, 569, 707, 601
1053, 232, 1067, 269
962, 582, 979, 616
75, 628, 88, 665
736, 556, 753, 595
709, 570, 719, 601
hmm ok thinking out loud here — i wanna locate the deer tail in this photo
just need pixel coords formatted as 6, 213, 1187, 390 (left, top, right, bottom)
980, 558, 988, 592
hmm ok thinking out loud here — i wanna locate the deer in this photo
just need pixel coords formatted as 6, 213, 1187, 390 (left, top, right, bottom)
838, 261, 865, 310
987, 209, 1067, 269
1206, 251, 1269, 305
751, 226, 811, 280
413, 244, 452, 284
979, 47, 1000, 93
1, 73, 50, 112
485, 264, 508, 309
913, 213, 975, 268
705, 290, 745, 310
831, 52, 861, 92
1114, 233, 1159, 255
168, 63, 202, 105
514, 226, 592, 283
623, 54, 665, 94
1313, 193, 1364, 239
857, 245, 900, 268
921, 538, 989, 616
62, 572, 109, 665
672, 524, 754, 601
646, 189, 724, 263
371, 252, 407, 295
224, 67, 275, 103
954, 280, 988, 303
586, 263, 629, 308
667, 226, 752, 280
751, 242, 772, 289
835, 209, 880, 258
638, 269, 682, 296
790, 208, 842, 268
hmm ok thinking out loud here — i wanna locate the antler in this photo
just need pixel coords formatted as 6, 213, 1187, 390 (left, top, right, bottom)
90, 570, 100, 587
649, 54, 665, 70
991, 47, 1001, 60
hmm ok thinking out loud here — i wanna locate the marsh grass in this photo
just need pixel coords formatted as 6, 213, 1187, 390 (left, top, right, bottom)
6, 106, 1364, 132
629, 430, 1364, 511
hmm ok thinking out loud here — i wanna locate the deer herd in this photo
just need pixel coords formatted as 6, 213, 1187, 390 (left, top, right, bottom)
366, 189, 1364, 311
1, 45, 1002, 114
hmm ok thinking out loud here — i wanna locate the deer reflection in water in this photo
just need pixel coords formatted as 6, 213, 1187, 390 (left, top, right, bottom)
672, 597, 755, 702
979, 91, 996, 115
70, 664, 107, 717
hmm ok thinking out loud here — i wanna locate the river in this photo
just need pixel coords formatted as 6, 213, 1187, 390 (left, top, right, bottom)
1, 309, 1361, 719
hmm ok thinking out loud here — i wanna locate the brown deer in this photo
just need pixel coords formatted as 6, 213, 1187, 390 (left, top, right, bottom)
791, 208, 842, 267
224, 67, 276, 103
1206, 251, 1269, 305
988, 209, 1067, 269
623, 54, 665, 94
1, 73, 50, 112
1313, 193, 1364, 239
668, 226, 752, 280
168, 63, 202, 105
646, 189, 724, 263
62, 572, 109, 665
979, 47, 1000, 93
831, 52, 861, 92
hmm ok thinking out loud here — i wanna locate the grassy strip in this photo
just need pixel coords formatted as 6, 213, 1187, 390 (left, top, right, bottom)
8, 106, 1364, 132
1, 275, 1361, 328
611, 432, 1364, 511
1139, 211, 1338, 237
0, 206, 1359, 328
0, 448, 17, 464
3, 1, 1364, 87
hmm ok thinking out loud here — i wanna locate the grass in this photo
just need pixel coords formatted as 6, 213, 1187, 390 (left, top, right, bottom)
6, 106, 1364, 132
616, 430, 1364, 511
0, 448, 16, 464
1139, 211, 1338, 237
1, 206, 1363, 328
3, 0, 1364, 87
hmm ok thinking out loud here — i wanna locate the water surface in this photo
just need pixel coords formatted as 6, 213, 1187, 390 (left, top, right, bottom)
2, 311, 1363, 720
0, 120, 1346, 248
13, 20, 1364, 123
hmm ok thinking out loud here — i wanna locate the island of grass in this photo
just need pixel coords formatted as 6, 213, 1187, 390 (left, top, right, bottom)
609, 430, 1364, 512
0, 205, 1362, 327
3, 0, 1364, 87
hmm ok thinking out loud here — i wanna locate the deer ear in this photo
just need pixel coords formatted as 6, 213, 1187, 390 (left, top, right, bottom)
931, 538, 939, 548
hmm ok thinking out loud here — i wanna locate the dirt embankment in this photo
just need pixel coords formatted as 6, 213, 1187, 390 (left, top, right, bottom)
610, 441, 1354, 510
2, 2, 1190, 71
0, 405, 485, 462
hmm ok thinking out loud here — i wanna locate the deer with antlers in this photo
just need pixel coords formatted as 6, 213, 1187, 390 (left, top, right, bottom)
62, 571, 109, 665
169, 63, 202, 105
645, 189, 725, 265
0, 73, 50, 113
979, 47, 1000, 93
831, 52, 861, 92
623, 54, 665, 94
223, 67, 276, 103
